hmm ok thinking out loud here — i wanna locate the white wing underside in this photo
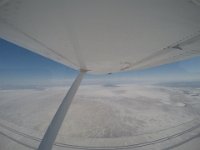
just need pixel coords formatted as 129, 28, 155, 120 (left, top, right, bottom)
0, 0, 200, 73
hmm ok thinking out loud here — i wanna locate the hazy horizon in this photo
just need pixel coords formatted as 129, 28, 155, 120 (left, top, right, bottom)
1, 38, 200, 89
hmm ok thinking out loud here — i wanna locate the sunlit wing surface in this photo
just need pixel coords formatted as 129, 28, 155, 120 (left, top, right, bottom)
0, 0, 200, 73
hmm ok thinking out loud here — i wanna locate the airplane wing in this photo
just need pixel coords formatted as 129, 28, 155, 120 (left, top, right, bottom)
0, 0, 200, 73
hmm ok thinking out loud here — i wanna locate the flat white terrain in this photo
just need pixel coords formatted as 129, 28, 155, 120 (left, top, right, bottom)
0, 84, 200, 150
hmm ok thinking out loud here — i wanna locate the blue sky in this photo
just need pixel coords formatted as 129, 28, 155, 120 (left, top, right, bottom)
0, 38, 200, 87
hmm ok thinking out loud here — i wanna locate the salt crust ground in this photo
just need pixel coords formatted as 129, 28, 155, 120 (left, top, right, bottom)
0, 84, 200, 149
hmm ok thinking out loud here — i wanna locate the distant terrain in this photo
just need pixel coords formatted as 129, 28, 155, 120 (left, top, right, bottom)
0, 83, 200, 149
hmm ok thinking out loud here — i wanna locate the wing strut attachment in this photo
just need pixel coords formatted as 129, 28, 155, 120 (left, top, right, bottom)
38, 70, 86, 150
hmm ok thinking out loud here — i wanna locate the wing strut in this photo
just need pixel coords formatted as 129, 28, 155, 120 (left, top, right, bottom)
38, 70, 86, 150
